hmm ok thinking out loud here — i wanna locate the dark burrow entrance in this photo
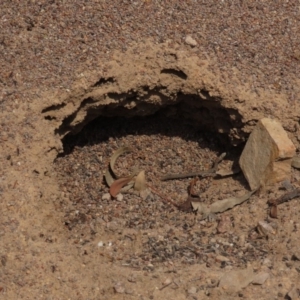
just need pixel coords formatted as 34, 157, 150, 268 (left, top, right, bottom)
53, 105, 270, 269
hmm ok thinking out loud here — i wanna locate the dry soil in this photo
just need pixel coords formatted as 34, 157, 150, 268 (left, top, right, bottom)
1, 1, 300, 299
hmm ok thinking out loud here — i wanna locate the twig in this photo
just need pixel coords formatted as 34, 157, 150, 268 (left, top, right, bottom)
268, 188, 300, 206
160, 153, 226, 181
268, 188, 300, 218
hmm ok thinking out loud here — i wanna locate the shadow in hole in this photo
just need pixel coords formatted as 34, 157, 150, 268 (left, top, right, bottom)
59, 109, 234, 156
58, 109, 247, 188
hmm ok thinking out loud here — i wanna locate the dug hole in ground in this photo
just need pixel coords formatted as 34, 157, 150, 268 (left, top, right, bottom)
1, 43, 300, 299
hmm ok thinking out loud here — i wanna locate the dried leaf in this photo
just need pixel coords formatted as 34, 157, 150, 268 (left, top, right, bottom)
105, 146, 133, 187
109, 175, 134, 197
104, 146, 137, 188
105, 168, 115, 187
192, 189, 257, 220
134, 170, 146, 191
109, 146, 133, 176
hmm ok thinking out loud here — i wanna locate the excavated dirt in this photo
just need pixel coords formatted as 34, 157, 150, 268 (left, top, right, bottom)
1, 1, 300, 299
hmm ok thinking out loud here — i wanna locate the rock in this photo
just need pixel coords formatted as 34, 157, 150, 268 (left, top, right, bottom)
97, 241, 104, 247
238, 234, 246, 247
252, 272, 269, 285
185, 35, 197, 47
257, 220, 277, 237
218, 268, 254, 293
292, 156, 300, 169
139, 188, 152, 201
102, 193, 111, 201
162, 278, 172, 286
262, 258, 273, 268
187, 286, 197, 294
114, 282, 125, 294
239, 118, 296, 190
116, 193, 124, 201
215, 255, 230, 262
217, 215, 231, 233
287, 286, 300, 300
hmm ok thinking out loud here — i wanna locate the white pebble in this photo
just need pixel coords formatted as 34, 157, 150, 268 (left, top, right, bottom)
116, 193, 124, 201
187, 286, 197, 294
185, 35, 197, 47
102, 193, 111, 201
97, 241, 104, 247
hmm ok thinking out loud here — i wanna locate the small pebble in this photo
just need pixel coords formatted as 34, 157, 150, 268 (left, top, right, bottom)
238, 234, 246, 247
140, 188, 152, 201
287, 286, 299, 300
215, 255, 230, 262
187, 286, 197, 294
97, 241, 104, 247
102, 193, 111, 201
127, 274, 137, 283
185, 35, 197, 47
262, 258, 273, 268
116, 193, 124, 201
114, 282, 125, 294
162, 278, 172, 286
125, 288, 134, 295
252, 272, 269, 285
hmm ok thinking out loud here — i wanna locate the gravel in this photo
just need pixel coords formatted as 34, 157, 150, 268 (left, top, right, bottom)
55, 113, 269, 269
1, 0, 300, 106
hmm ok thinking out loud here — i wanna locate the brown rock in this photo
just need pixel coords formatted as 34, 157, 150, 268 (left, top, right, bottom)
239, 118, 296, 190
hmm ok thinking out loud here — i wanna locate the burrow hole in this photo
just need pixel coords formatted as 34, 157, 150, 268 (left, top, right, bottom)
54, 103, 259, 267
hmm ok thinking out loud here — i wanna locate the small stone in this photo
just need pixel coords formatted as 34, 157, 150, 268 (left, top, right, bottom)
159, 278, 173, 290
162, 278, 172, 286
252, 272, 269, 285
140, 188, 152, 201
287, 286, 300, 300
219, 268, 254, 293
262, 258, 273, 268
257, 221, 276, 237
217, 215, 231, 233
239, 118, 296, 190
102, 193, 111, 201
125, 288, 134, 295
97, 241, 104, 247
116, 193, 124, 201
185, 35, 197, 47
127, 274, 137, 283
187, 286, 197, 294
238, 234, 246, 247
292, 156, 300, 169
215, 255, 230, 262
114, 282, 125, 294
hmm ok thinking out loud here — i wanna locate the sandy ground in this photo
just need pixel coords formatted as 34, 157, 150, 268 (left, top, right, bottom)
1, 1, 300, 299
